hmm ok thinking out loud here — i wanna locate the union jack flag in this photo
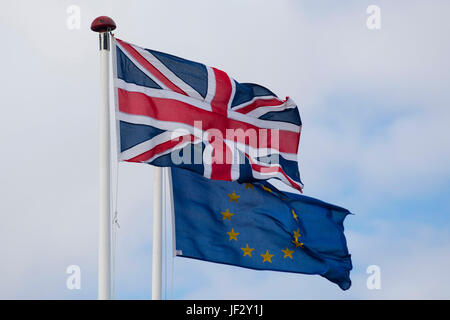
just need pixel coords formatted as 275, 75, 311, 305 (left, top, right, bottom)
113, 38, 303, 191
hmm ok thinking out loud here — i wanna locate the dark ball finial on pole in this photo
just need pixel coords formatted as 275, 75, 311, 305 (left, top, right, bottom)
91, 16, 116, 33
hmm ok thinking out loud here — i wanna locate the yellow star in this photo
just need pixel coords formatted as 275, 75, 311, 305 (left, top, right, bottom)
220, 208, 234, 221
281, 247, 294, 259
261, 250, 274, 263
241, 244, 255, 257
227, 228, 239, 241
292, 209, 298, 221
292, 239, 304, 248
245, 183, 254, 190
262, 185, 272, 193
293, 228, 301, 242
227, 191, 240, 203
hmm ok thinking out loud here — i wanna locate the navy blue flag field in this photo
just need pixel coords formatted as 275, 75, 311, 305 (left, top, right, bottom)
171, 168, 352, 290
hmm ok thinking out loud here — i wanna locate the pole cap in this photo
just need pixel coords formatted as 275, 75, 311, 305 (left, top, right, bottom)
91, 16, 116, 33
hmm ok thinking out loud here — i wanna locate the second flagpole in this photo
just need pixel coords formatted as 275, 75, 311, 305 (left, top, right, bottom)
152, 167, 163, 300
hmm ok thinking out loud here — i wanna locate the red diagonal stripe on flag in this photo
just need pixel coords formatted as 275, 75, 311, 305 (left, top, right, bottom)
126, 134, 196, 163
235, 98, 285, 114
117, 38, 187, 96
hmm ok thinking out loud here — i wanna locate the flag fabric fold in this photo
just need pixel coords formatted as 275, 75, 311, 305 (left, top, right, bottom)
113, 37, 303, 191
171, 168, 352, 290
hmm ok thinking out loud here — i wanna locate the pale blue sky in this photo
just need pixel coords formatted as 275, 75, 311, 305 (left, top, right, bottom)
0, 0, 449, 299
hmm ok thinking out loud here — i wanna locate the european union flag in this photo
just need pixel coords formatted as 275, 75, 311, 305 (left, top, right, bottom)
171, 168, 352, 290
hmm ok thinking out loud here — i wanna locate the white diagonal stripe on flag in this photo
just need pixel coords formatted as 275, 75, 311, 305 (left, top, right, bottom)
132, 44, 204, 101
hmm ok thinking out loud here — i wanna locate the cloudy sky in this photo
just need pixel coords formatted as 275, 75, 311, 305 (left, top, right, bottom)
1, 0, 449, 299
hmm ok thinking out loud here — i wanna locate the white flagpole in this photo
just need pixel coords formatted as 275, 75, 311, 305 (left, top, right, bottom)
152, 167, 163, 300
91, 16, 116, 300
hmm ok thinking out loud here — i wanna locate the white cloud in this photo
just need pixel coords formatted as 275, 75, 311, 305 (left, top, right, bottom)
169, 220, 450, 299
0, 0, 449, 299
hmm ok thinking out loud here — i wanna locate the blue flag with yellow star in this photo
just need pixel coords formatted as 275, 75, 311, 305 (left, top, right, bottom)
171, 167, 352, 290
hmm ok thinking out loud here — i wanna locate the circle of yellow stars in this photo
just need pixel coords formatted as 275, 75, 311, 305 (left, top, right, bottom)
220, 184, 304, 264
